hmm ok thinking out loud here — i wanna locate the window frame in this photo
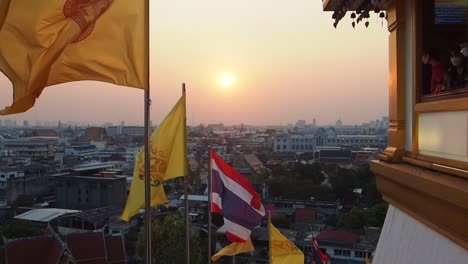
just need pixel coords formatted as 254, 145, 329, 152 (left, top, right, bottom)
410, 0, 468, 173
416, 0, 468, 103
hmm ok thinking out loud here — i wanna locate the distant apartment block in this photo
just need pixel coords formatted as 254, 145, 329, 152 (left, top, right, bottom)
54, 174, 126, 210
274, 127, 387, 153
54, 162, 127, 210
65, 144, 99, 160
0, 165, 52, 205
106, 125, 156, 136
1, 138, 59, 161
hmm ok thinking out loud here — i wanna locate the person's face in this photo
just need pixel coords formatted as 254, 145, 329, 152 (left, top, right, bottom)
421, 54, 430, 64
450, 54, 465, 67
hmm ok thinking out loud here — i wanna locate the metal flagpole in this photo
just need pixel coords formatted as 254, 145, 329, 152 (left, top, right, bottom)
183, 83, 190, 264
268, 211, 271, 263
143, 0, 152, 263
207, 147, 212, 264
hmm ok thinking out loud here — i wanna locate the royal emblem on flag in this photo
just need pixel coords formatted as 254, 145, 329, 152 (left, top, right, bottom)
271, 240, 301, 252
63, 0, 112, 42
137, 147, 168, 186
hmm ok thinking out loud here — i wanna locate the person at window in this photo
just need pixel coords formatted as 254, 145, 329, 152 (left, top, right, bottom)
445, 50, 468, 91
460, 43, 468, 58
421, 50, 446, 94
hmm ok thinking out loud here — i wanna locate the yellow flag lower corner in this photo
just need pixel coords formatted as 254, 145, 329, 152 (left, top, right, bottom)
212, 238, 254, 262
120, 94, 186, 221
120, 179, 168, 222
269, 220, 304, 264
366, 252, 372, 264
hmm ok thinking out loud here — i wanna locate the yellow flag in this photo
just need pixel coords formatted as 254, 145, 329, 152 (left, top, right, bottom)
121, 95, 187, 221
269, 215, 304, 264
366, 251, 372, 264
0, 0, 145, 115
212, 237, 254, 262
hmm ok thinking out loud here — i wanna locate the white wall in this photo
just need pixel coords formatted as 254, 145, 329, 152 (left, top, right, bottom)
419, 111, 468, 162
374, 205, 468, 264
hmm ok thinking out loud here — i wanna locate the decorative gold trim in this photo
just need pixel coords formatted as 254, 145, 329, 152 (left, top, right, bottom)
415, 97, 468, 112
403, 156, 468, 179
380, 146, 406, 162
411, 0, 420, 156
417, 154, 468, 171
382, 0, 407, 163
402, 156, 431, 168
371, 161, 468, 250
322, 0, 332, 11
387, 21, 398, 32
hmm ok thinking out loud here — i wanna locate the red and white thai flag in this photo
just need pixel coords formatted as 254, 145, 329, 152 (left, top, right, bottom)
311, 236, 329, 264
210, 150, 266, 243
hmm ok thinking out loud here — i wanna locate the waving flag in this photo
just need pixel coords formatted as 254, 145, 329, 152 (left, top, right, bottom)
210, 150, 265, 260
0, 0, 146, 115
312, 237, 329, 264
121, 94, 187, 221
269, 213, 304, 264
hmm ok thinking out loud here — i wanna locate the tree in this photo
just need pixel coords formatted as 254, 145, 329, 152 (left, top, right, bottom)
136, 212, 203, 264
0, 220, 44, 245
337, 208, 366, 230
336, 202, 389, 231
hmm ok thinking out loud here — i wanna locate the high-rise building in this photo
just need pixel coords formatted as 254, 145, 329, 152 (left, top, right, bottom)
336, 119, 342, 128
296, 120, 306, 128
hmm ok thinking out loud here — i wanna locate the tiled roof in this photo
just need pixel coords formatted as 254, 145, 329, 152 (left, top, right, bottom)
317, 230, 361, 245
0, 232, 126, 264
63, 233, 106, 263
295, 208, 317, 222
105, 235, 126, 263
33, 129, 60, 137
0, 247, 5, 264
5, 236, 63, 264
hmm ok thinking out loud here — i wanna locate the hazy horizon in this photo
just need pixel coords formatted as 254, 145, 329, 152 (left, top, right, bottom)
0, 0, 389, 126
0, 115, 389, 128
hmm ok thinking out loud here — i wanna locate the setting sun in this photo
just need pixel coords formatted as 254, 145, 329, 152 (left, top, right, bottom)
219, 73, 235, 88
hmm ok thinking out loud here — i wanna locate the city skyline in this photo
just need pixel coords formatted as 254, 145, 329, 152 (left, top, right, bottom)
0, 115, 389, 128
0, 0, 389, 126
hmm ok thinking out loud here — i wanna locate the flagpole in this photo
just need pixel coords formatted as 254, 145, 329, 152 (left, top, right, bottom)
208, 147, 212, 264
143, 0, 151, 263
183, 83, 190, 264
268, 211, 271, 263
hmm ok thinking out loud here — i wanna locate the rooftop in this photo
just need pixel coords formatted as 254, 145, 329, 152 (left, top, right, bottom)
14, 208, 81, 223
317, 230, 361, 245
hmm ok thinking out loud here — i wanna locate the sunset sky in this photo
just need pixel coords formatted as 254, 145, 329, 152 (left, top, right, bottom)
0, 0, 389, 126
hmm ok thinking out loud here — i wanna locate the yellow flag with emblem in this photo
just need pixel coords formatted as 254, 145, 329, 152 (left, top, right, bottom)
0, 0, 145, 115
212, 237, 255, 262
269, 213, 304, 264
121, 95, 187, 221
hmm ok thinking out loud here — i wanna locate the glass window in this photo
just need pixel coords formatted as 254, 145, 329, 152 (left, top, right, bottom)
419, 1, 468, 101
355, 251, 366, 258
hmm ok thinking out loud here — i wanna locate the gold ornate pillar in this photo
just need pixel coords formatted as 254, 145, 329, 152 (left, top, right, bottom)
379, 0, 407, 163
